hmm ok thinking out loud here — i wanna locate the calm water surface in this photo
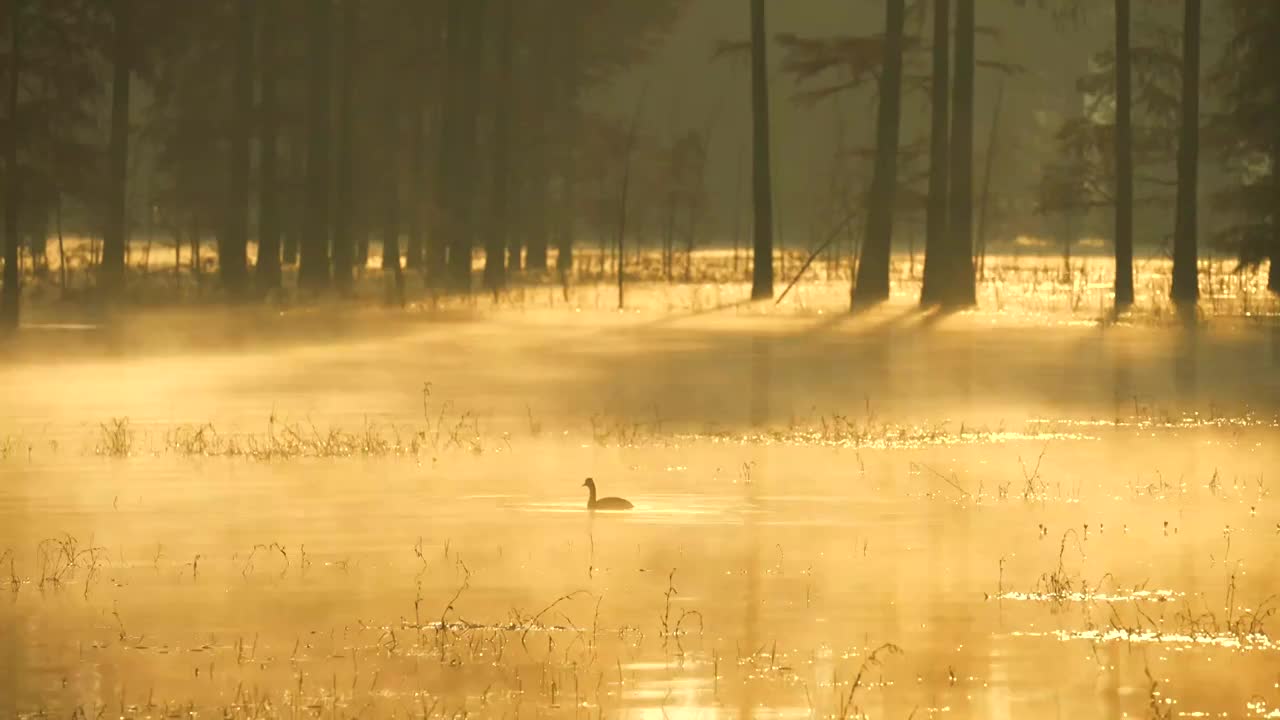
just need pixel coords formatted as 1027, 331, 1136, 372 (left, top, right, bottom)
2, 304, 1279, 718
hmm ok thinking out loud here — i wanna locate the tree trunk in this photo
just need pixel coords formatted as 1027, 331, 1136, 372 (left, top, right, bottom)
58, 194, 68, 296
507, 172, 523, 272
449, 0, 484, 291
749, 0, 774, 300
190, 216, 200, 274
616, 90, 645, 310
851, 0, 905, 309
975, 78, 1004, 281
1, 0, 21, 331
732, 144, 744, 276
299, 0, 332, 291
382, 94, 404, 304
523, 27, 551, 273
332, 0, 357, 294
426, 20, 449, 284
222, 0, 253, 298
1170, 0, 1200, 306
1272, 142, 1280, 295
101, 0, 131, 294
406, 102, 426, 272
555, 169, 577, 278
942, 0, 976, 307
663, 196, 676, 282
484, 0, 514, 292
256, 0, 282, 292
437, 0, 483, 290
282, 134, 300, 265
555, 11, 581, 278
1113, 0, 1134, 308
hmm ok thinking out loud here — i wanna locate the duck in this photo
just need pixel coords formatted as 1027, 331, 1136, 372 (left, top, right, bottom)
582, 477, 633, 511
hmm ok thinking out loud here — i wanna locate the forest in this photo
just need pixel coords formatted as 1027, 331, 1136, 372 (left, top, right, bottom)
0, 0, 1276, 328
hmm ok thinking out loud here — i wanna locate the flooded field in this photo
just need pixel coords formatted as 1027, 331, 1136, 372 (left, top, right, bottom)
3, 274, 1280, 718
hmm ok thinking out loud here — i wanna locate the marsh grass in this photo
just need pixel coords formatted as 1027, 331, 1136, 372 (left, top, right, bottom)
159, 415, 430, 459
999, 530, 1278, 654
96, 417, 133, 457
837, 642, 904, 719
63, 401, 1124, 466
34, 530, 108, 591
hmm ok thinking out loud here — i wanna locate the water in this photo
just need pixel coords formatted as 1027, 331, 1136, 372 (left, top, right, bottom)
2, 287, 1279, 718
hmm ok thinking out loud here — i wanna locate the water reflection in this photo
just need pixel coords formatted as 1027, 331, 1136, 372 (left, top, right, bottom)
749, 335, 771, 427
1174, 313, 1199, 397
2, 304, 1279, 717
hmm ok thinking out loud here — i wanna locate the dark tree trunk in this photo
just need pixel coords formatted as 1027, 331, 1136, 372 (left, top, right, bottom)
524, 148, 550, 271
406, 101, 426, 271
507, 173, 523, 272
1, 0, 21, 331
732, 144, 744, 275
382, 95, 404, 303
924, 3, 950, 306
222, 0, 254, 298
974, 79, 1003, 281
404, 3, 432, 272
749, 0, 774, 299
1170, 0, 1200, 306
282, 133, 301, 265
299, 0, 332, 291
851, 0, 905, 309
523, 35, 551, 273
1114, 0, 1134, 308
554, 11, 581, 277
190, 216, 200, 273
425, 20, 449, 284
555, 164, 577, 277
102, 0, 131, 293
448, 0, 484, 291
1272, 143, 1280, 295
484, 0, 514, 291
256, 0, 282, 292
941, 0, 976, 308
437, 0, 483, 289
332, 0, 357, 294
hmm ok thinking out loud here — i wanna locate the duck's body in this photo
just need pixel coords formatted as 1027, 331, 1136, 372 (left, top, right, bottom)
583, 477, 633, 511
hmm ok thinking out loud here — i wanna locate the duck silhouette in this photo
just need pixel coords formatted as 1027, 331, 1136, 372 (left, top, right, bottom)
582, 477, 633, 511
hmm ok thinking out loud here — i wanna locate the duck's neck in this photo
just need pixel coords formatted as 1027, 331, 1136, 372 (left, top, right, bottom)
587, 484, 597, 506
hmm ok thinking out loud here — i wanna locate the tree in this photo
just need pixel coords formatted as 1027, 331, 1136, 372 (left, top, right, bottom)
919, 0, 950, 306
1208, 0, 1280, 295
942, 0, 976, 308
1, 0, 21, 330
221, 0, 253, 298
332, 0, 357, 295
437, 0, 485, 292
299, 0, 332, 292
405, 1, 440, 273
2, 0, 100, 326
749, 0, 774, 300
1170, 0, 1199, 306
851, 0, 906, 308
255, 0, 282, 292
1113, 0, 1134, 307
484, 0, 515, 292
553, 4, 584, 277
101, 0, 132, 294
378, 42, 404, 303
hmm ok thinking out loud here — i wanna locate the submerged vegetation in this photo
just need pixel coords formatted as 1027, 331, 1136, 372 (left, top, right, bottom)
2, 1, 1279, 717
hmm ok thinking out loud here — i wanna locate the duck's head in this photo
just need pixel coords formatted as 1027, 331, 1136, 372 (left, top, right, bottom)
582, 477, 595, 489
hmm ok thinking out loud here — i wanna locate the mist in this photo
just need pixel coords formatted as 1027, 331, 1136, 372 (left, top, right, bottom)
2, 1, 1279, 717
